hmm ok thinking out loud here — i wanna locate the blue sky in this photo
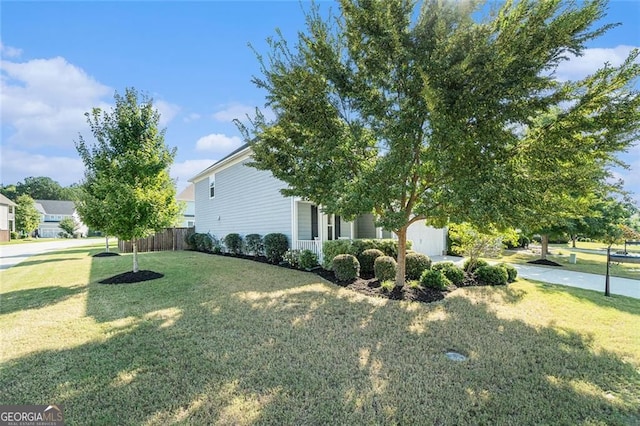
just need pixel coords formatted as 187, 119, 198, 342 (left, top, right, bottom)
1, 0, 639, 201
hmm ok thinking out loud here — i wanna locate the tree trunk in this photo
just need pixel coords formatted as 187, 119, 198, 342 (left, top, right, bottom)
540, 234, 549, 260
571, 235, 577, 248
105, 236, 110, 253
133, 241, 139, 273
395, 226, 407, 288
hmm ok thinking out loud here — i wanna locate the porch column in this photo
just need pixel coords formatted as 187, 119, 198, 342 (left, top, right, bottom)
291, 198, 298, 250
350, 221, 355, 240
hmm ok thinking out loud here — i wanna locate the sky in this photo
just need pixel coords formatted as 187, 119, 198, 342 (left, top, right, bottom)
1, 0, 639, 201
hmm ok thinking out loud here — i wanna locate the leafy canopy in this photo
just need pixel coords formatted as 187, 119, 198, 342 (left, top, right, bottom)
15, 195, 41, 235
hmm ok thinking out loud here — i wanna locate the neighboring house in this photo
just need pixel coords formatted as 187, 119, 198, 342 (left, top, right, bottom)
176, 184, 196, 228
0, 194, 17, 242
190, 144, 446, 261
34, 200, 88, 238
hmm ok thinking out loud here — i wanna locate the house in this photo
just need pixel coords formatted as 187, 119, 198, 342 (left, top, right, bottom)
190, 144, 447, 261
0, 194, 17, 242
34, 200, 88, 238
176, 184, 195, 228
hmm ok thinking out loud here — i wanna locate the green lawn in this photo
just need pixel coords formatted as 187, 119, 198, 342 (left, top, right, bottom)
498, 248, 640, 280
1, 248, 639, 425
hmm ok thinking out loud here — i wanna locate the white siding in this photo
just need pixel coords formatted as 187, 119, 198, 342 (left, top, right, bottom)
194, 160, 293, 242
406, 220, 447, 257
0, 205, 8, 230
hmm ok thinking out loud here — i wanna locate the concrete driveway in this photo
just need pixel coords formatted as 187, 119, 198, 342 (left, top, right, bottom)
0, 239, 104, 271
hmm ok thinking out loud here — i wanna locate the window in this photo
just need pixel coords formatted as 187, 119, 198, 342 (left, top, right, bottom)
8, 206, 13, 214
209, 175, 215, 198
187, 220, 195, 228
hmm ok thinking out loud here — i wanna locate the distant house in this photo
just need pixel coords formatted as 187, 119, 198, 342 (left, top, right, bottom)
190, 144, 446, 262
34, 200, 88, 238
0, 194, 17, 242
176, 184, 195, 228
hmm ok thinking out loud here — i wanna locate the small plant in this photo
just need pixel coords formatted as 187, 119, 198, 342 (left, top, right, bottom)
374, 256, 397, 282
432, 262, 465, 286
405, 252, 432, 280
263, 233, 289, 263
224, 233, 243, 254
332, 254, 360, 281
380, 280, 395, 292
244, 234, 263, 256
299, 249, 319, 270
420, 269, 451, 290
358, 248, 385, 275
10, 231, 19, 240
282, 249, 301, 268
476, 265, 508, 286
498, 263, 518, 283
463, 258, 489, 273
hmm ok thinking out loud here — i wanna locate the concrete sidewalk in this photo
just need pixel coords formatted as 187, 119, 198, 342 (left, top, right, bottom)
430, 255, 639, 299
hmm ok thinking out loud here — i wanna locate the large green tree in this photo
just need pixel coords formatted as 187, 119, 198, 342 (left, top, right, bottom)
239, 0, 640, 286
76, 88, 179, 273
15, 195, 41, 237
1, 177, 80, 202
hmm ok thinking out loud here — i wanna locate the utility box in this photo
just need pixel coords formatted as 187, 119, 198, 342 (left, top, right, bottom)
569, 253, 577, 264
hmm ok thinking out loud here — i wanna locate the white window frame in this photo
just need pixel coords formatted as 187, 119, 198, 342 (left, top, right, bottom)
209, 175, 216, 199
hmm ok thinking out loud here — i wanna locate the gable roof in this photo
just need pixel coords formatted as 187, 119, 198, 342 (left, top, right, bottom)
189, 143, 251, 183
35, 200, 76, 215
176, 184, 195, 201
0, 194, 16, 206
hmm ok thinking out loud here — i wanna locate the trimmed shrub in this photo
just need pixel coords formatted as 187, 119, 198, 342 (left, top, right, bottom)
420, 269, 451, 290
358, 248, 385, 275
244, 234, 263, 256
185, 230, 197, 249
463, 258, 489, 273
377, 239, 412, 258
282, 249, 301, 268
350, 239, 379, 258
299, 249, 319, 270
192, 233, 215, 252
323, 239, 354, 269
10, 231, 19, 240
498, 263, 518, 283
432, 262, 464, 286
223, 233, 243, 254
374, 256, 397, 282
332, 254, 360, 281
476, 265, 508, 286
405, 252, 432, 280
263, 233, 289, 263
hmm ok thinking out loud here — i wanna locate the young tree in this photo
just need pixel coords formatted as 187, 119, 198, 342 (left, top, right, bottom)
239, 0, 640, 286
59, 217, 79, 237
76, 88, 179, 273
15, 195, 41, 237
449, 223, 518, 272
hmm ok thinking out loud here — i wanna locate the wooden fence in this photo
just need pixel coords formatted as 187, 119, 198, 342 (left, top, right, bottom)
118, 227, 194, 253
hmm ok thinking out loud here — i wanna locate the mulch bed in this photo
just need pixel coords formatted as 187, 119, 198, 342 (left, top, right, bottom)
93, 252, 120, 258
99, 270, 164, 284
527, 259, 563, 267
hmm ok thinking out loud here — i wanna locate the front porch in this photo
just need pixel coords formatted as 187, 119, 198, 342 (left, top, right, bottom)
292, 201, 391, 263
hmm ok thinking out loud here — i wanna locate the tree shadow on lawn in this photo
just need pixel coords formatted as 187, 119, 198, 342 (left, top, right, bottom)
0, 285, 85, 315
2, 252, 637, 425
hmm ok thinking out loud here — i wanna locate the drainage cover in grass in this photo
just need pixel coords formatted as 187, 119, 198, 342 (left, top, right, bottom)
445, 351, 467, 361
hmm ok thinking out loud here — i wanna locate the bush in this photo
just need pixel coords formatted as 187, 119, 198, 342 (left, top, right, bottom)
263, 233, 289, 263
420, 269, 451, 290
498, 263, 518, 283
350, 239, 379, 258
405, 252, 431, 280
463, 258, 489, 273
299, 249, 319, 270
223, 233, 243, 254
282, 249, 301, 268
374, 256, 397, 282
377, 239, 412, 258
192, 233, 216, 252
476, 265, 508, 286
244, 234, 263, 256
10, 231, 19, 240
332, 254, 360, 281
322, 239, 354, 269
358, 248, 385, 275
432, 262, 464, 286
518, 235, 530, 248
185, 230, 197, 249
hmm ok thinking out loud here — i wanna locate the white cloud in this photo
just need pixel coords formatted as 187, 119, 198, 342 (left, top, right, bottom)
0, 41, 22, 58
183, 112, 201, 123
1, 56, 112, 148
171, 159, 216, 190
195, 133, 243, 152
212, 103, 256, 122
554, 45, 639, 81
0, 148, 85, 186
155, 99, 181, 127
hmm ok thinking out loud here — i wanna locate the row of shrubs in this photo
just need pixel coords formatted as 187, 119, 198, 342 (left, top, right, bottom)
323, 239, 412, 269
186, 232, 290, 263
331, 251, 518, 289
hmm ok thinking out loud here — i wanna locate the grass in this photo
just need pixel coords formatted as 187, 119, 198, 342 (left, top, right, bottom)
498, 248, 640, 280
1, 247, 639, 425
0, 236, 106, 246
555, 241, 640, 253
